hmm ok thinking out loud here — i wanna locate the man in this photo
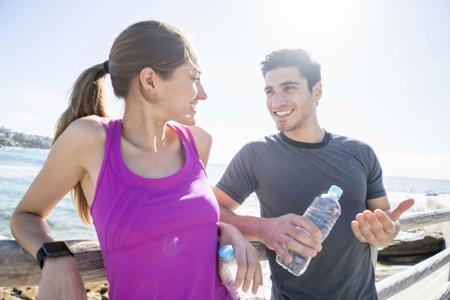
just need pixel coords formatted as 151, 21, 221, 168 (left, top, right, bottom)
214, 49, 414, 299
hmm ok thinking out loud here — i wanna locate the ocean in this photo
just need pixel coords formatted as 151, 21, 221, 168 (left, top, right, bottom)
1, 147, 450, 241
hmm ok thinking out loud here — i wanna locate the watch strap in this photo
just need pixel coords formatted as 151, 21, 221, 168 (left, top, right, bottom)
36, 246, 46, 269
36, 242, 74, 269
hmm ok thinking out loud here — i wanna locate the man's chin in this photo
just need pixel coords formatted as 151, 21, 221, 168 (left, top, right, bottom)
275, 122, 300, 133
275, 122, 291, 132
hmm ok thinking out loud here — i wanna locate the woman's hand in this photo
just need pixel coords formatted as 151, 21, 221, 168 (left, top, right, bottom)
37, 256, 87, 300
218, 222, 263, 295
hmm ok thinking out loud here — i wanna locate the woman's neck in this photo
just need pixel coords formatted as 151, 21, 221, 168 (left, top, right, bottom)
121, 102, 171, 153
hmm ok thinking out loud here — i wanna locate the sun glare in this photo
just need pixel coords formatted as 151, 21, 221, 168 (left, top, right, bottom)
259, 0, 363, 54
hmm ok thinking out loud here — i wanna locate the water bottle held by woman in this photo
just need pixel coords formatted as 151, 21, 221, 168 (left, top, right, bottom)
219, 245, 240, 299
219, 245, 267, 300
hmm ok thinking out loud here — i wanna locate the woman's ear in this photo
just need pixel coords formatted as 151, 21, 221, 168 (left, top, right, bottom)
136, 67, 159, 103
139, 67, 156, 92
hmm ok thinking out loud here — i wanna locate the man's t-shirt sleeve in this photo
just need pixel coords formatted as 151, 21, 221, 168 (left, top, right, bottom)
364, 144, 386, 201
216, 143, 258, 205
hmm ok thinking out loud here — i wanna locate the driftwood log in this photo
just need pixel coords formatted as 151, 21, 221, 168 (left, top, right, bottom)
398, 209, 450, 230
0, 239, 265, 287
0, 240, 105, 287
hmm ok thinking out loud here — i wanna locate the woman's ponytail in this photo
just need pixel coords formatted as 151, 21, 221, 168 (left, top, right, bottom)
53, 63, 108, 225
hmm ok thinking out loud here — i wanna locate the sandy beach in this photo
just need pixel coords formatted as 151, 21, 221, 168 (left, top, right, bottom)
0, 281, 109, 300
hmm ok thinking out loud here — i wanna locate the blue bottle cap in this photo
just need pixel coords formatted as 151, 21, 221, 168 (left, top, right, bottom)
218, 244, 235, 262
328, 185, 343, 199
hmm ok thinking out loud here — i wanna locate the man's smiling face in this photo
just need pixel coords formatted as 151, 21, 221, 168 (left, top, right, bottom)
264, 67, 320, 133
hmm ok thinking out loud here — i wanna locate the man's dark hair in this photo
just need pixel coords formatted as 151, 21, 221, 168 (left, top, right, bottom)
261, 49, 321, 92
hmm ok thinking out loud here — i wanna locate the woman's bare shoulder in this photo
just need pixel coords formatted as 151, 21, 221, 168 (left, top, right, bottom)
56, 115, 111, 153
187, 125, 212, 147
187, 125, 212, 166
70, 115, 109, 131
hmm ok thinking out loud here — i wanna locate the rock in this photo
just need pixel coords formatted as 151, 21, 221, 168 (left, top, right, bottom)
1, 296, 20, 300
84, 281, 109, 300
20, 287, 37, 300
10, 287, 21, 296
0, 282, 107, 300
378, 230, 445, 264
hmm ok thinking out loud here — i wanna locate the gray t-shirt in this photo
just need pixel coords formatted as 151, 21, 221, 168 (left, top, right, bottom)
217, 131, 386, 300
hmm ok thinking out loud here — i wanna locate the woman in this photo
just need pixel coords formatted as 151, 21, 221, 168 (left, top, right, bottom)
10, 20, 262, 299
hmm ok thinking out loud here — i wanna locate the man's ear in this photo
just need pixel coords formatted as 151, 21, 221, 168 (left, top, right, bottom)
139, 67, 156, 92
312, 81, 322, 105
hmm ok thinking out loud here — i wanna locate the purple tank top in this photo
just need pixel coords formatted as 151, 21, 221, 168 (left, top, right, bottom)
90, 120, 231, 300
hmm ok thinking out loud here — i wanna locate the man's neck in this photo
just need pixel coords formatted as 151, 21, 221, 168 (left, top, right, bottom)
282, 126, 325, 143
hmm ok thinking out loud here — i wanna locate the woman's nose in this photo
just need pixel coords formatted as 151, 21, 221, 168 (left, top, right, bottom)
195, 82, 207, 101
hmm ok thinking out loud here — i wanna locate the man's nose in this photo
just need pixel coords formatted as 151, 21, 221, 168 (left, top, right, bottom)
271, 92, 286, 107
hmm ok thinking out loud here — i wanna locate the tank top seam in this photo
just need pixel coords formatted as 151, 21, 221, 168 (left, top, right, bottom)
166, 122, 194, 155
104, 222, 218, 258
169, 123, 206, 177
109, 192, 143, 251
167, 121, 199, 173
183, 125, 207, 177
102, 185, 131, 255
90, 120, 116, 215
171, 123, 208, 180
183, 125, 200, 158
107, 161, 196, 192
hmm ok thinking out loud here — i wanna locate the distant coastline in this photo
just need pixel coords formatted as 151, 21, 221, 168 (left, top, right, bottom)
0, 126, 51, 149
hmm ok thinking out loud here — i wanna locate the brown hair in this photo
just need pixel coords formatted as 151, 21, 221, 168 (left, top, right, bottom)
261, 48, 321, 92
53, 20, 196, 224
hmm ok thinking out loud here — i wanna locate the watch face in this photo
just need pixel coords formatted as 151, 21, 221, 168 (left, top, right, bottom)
43, 241, 71, 256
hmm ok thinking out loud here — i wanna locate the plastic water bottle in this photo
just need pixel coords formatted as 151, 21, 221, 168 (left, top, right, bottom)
276, 185, 343, 276
218, 245, 267, 300
219, 245, 241, 299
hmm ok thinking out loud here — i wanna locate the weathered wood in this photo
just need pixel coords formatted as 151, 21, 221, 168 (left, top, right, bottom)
0, 239, 265, 287
1, 209, 450, 288
376, 248, 450, 299
399, 209, 450, 230
0, 240, 106, 287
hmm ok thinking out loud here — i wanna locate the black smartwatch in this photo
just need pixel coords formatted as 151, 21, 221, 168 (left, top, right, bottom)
36, 241, 74, 269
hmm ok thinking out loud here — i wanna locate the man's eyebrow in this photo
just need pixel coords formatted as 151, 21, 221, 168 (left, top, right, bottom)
264, 86, 273, 92
264, 80, 301, 92
280, 80, 301, 86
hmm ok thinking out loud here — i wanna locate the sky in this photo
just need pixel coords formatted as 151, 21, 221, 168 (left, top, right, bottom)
1, 0, 449, 180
